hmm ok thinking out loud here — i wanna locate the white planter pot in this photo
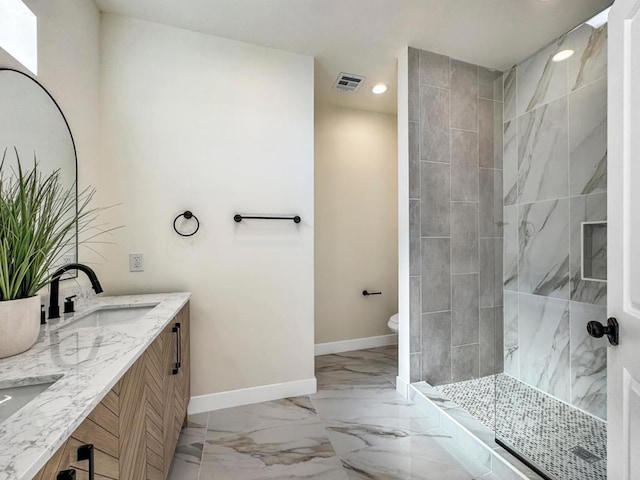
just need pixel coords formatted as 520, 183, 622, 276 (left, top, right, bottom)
0, 296, 41, 359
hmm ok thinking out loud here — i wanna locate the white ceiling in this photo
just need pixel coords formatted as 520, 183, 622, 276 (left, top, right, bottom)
95, 0, 613, 115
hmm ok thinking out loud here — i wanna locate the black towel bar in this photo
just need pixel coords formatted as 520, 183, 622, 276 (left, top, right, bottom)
234, 214, 301, 223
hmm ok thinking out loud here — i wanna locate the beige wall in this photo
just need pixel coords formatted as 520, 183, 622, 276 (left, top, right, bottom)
0, 0, 101, 226
315, 105, 398, 344
97, 14, 315, 398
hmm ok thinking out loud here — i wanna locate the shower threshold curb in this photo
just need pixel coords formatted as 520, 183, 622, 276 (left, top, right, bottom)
409, 381, 545, 480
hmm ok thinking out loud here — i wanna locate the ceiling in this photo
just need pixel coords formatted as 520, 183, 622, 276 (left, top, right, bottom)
95, 0, 613, 115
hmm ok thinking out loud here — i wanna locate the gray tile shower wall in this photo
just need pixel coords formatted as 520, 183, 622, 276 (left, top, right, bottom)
501, 23, 608, 420
407, 47, 504, 386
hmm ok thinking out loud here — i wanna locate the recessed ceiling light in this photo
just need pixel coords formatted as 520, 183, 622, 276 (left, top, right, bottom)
372, 83, 388, 95
552, 49, 575, 62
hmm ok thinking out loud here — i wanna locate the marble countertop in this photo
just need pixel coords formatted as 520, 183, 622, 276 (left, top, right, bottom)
0, 292, 191, 480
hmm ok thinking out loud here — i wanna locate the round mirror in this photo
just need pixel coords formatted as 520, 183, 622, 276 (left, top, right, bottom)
0, 69, 78, 268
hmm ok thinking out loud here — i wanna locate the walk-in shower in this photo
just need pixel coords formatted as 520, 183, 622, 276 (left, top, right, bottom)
407, 8, 609, 480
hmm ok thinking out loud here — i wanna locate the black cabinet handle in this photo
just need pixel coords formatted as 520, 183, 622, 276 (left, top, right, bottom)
77, 444, 94, 480
172, 324, 180, 375
176, 322, 182, 369
57, 469, 76, 480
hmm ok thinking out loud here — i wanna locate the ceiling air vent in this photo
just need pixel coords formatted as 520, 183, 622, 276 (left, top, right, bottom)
333, 72, 366, 93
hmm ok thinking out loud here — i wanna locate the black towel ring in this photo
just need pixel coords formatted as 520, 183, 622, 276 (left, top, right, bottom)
173, 211, 200, 237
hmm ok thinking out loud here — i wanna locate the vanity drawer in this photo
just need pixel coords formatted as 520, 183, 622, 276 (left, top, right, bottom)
32, 397, 120, 480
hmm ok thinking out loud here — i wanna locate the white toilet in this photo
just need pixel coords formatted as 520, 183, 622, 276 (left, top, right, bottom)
388, 313, 399, 333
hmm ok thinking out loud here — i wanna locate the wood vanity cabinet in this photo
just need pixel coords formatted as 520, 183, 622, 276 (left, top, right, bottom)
33, 303, 190, 480
145, 303, 190, 480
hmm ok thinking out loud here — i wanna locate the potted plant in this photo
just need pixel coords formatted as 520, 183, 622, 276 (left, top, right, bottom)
0, 150, 101, 358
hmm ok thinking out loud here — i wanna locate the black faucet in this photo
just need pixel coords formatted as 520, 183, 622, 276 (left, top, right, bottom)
48, 263, 104, 320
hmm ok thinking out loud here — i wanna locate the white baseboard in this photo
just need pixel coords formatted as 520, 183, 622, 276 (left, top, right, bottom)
188, 377, 317, 415
314, 334, 398, 356
395, 375, 410, 398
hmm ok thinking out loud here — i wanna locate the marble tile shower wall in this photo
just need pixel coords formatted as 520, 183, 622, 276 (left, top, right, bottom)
407, 47, 504, 386
502, 23, 608, 420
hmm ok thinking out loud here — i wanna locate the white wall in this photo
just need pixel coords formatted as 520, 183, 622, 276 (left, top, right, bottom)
0, 0, 100, 222
98, 14, 315, 399
314, 105, 398, 345
397, 47, 411, 394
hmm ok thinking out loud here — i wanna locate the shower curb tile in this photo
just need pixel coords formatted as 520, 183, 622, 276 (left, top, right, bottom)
409, 382, 542, 480
492, 448, 548, 480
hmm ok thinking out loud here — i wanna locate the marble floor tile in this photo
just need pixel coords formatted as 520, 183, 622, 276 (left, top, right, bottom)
310, 388, 428, 427
315, 347, 398, 390
316, 369, 395, 390
315, 356, 383, 375
168, 454, 202, 480
201, 420, 347, 480
340, 436, 478, 480
174, 347, 501, 480
168, 423, 207, 480
206, 397, 318, 442
375, 360, 399, 378
186, 412, 209, 429
366, 345, 398, 358
316, 347, 394, 365
178, 426, 208, 447
323, 418, 440, 456
350, 346, 398, 363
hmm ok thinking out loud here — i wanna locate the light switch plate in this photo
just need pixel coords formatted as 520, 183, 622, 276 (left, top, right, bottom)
129, 253, 144, 272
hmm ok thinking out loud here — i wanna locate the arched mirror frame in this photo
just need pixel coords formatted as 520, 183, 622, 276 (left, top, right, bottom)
0, 68, 79, 277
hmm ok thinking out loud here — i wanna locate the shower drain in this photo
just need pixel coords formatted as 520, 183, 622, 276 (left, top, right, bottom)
569, 446, 601, 464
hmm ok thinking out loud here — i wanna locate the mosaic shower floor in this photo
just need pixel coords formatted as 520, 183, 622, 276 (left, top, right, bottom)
435, 374, 607, 480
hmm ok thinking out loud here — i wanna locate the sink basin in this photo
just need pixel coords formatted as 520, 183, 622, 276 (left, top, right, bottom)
60, 305, 157, 330
0, 379, 60, 424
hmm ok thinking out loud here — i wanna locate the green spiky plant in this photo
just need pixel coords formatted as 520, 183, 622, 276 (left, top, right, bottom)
0, 148, 108, 302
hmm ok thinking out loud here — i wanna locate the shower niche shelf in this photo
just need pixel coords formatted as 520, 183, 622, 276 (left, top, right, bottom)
581, 221, 607, 282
